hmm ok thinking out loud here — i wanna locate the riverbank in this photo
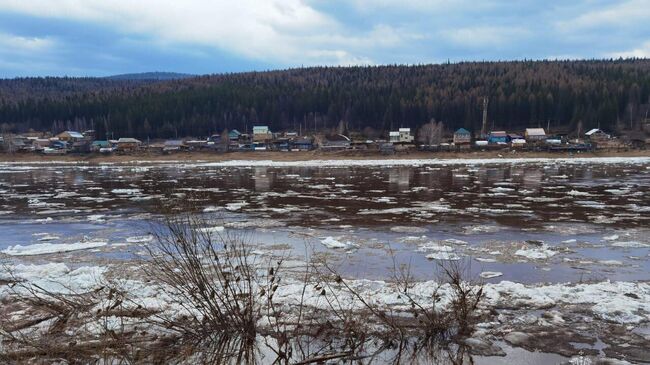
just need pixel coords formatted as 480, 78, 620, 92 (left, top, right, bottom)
1, 149, 649, 164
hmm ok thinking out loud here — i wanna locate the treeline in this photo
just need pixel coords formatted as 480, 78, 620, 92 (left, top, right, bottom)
1, 59, 649, 140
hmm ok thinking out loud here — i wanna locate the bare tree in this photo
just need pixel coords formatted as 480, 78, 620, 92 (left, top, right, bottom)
417, 119, 445, 145
337, 120, 348, 136
221, 128, 230, 151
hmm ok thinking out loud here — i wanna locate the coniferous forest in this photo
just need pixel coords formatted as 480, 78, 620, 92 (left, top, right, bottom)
1, 59, 649, 140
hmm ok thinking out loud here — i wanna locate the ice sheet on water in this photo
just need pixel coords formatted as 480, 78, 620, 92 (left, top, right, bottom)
2, 240, 108, 256
480, 271, 503, 279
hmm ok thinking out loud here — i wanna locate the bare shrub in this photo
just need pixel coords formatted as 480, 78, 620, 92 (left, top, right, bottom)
144, 213, 281, 343
314, 252, 487, 360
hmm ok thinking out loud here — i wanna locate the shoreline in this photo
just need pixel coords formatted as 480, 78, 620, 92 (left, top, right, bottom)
1, 149, 649, 165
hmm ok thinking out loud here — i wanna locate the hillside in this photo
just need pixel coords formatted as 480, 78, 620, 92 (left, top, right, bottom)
106, 72, 196, 81
1, 59, 649, 139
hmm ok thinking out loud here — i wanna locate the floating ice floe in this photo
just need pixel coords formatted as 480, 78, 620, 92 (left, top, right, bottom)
480, 271, 503, 279
514, 244, 557, 260
443, 238, 468, 245
88, 214, 105, 222
426, 252, 462, 260
196, 226, 225, 234
224, 219, 284, 228
610, 241, 650, 248
126, 235, 155, 243
2, 240, 108, 256
320, 236, 352, 249
203, 206, 223, 212
475, 257, 497, 263
390, 226, 428, 233
566, 190, 592, 197
37, 234, 59, 241
417, 242, 455, 253
225, 201, 248, 211
599, 260, 623, 266
604, 188, 631, 195
111, 188, 141, 195
490, 187, 515, 193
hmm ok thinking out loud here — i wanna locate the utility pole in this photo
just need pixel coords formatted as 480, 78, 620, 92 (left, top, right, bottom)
480, 97, 489, 139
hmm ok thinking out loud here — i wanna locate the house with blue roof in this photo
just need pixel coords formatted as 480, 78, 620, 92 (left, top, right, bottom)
453, 128, 471, 145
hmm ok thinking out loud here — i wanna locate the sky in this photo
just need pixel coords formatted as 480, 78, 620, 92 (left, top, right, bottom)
0, 0, 649, 78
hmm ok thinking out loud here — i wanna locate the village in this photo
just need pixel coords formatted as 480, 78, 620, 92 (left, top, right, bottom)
0, 123, 648, 157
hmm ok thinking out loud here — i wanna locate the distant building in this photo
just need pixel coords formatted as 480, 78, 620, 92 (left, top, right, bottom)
511, 138, 527, 148
71, 140, 92, 153
91, 140, 111, 152
32, 139, 52, 151
56, 131, 84, 142
163, 140, 187, 153
398, 128, 414, 143
508, 133, 524, 141
228, 129, 242, 141
291, 137, 313, 151
453, 128, 471, 145
524, 128, 547, 142
585, 128, 610, 141
116, 137, 141, 152
321, 134, 351, 150
252, 126, 272, 142
488, 131, 508, 144
389, 131, 400, 143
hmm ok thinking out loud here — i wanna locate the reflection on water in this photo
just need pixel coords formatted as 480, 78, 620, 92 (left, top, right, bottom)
389, 167, 412, 192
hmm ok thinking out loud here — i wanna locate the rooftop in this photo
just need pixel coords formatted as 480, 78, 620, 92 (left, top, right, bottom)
489, 131, 507, 137
525, 128, 546, 136
117, 137, 141, 143
586, 128, 606, 136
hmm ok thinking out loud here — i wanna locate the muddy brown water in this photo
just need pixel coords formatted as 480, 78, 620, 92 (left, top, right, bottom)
0, 161, 649, 284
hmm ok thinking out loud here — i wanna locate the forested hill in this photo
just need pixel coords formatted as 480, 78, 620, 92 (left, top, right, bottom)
105, 72, 196, 81
1, 59, 649, 140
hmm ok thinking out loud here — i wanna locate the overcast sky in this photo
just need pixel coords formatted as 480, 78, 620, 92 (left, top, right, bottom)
0, 0, 649, 77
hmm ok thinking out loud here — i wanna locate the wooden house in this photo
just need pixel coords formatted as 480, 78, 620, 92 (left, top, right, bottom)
56, 131, 84, 142
252, 126, 272, 142
453, 128, 471, 145
116, 138, 141, 152
525, 128, 547, 142
398, 128, 414, 143
488, 131, 508, 144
